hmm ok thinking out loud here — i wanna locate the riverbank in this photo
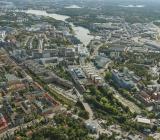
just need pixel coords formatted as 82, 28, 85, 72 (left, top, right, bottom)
24, 9, 95, 46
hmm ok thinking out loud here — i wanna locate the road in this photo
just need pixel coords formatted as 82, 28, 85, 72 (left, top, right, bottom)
73, 87, 94, 120
105, 83, 141, 114
90, 42, 104, 59
114, 92, 141, 114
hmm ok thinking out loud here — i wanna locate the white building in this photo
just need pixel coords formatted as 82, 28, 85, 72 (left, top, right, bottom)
0, 30, 6, 41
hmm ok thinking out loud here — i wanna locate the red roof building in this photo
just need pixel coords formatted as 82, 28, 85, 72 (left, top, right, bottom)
0, 113, 8, 133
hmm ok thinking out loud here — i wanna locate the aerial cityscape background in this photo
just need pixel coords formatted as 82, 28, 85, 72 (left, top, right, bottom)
0, 0, 159, 139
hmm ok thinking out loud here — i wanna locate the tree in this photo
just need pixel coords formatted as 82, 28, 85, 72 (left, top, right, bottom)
105, 72, 112, 81
157, 76, 160, 84
78, 110, 89, 120
146, 136, 155, 140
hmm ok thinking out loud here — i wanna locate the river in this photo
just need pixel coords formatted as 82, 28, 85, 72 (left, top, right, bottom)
25, 10, 94, 46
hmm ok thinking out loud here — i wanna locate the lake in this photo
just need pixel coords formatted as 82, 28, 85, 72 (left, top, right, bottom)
119, 5, 145, 8
65, 5, 82, 9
